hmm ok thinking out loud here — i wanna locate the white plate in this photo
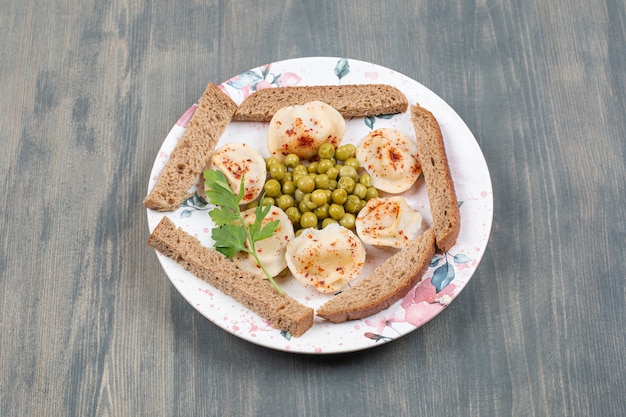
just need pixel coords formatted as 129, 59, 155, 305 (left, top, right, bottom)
146, 57, 493, 354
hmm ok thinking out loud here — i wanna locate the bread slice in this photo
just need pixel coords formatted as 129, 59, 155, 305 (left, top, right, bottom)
148, 216, 314, 337
144, 83, 238, 211
316, 228, 436, 323
410, 105, 460, 252
233, 84, 408, 122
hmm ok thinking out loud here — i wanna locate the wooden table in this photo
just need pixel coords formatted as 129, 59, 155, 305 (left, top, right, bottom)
2, 1, 624, 416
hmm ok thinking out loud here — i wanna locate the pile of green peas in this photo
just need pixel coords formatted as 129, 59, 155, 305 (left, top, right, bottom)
253, 143, 379, 234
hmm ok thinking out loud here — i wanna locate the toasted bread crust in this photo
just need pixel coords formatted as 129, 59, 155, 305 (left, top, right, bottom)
410, 105, 460, 252
148, 217, 314, 337
316, 228, 436, 323
144, 83, 237, 212
233, 84, 408, 121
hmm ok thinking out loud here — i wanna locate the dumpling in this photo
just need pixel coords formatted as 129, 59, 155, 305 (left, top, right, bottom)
356, 128, 421, 194
285, 223, 366, 293
267, 101, 345, 161
208, 142, 266, 204
355, 197, 423, 248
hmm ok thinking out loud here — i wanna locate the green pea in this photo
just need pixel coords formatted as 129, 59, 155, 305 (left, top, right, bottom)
335, 145, 352, 161
331, 188, 348, 205
265, 157, 281, 169
295, 228, 305, 237
343, 157, 360, 170
282, 180, 296, 195
276, 195, 295, 211
359, 173, 373, 187
294, 188, 306, 202
313, 203, 329, 220
329, 203, 345, 220
353, 183, 368, 200
314, 174, 330, 189
296, 176, 315, 193
269, 163, 286, 180
365, 186, 379, 200
318, 143, 336, 159
246, 201, 259, 209
322, 218, 338, 228
338, 176, 356, 194
303, 193, 318, 210
298, 199, 312, 213
281, 171, 293, 185
264, 179, 282, 197
307, 161, 319, 173
311, 189, 328, 206
324, 189, 333, 201
292, 173, 305, 184
284, 153, 300, 168
300, 212, 318, 229
285, 206, 301, 224
261, 197, 275, 206
339, 165, 358, 181
298, 193, 317, 212
293, 164, 308, 177
317, 159, 334, 174
328, 179, 338, 190
344, 195, 361, 213
339, 213, 356, 229
326, 166, 340, 180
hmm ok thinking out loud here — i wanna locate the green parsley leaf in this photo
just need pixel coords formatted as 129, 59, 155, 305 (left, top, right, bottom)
209, 206, 240, 227
211, 224, 248, 258
204, 171, 241, 211
254, 219, 280, 242
203, 168, 285, 295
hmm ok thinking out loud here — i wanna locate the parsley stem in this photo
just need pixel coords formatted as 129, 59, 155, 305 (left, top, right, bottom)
247, 241, 285, 295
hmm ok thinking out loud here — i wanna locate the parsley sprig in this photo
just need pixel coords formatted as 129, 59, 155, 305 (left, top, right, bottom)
203, 169, 284, 295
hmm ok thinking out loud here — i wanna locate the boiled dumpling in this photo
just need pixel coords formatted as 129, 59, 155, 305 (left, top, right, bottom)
355, 128, 421, 194
207, 142, 266, 204
355, 197, 423, 248
267, 101, 345, 161
285, 223, 366, 293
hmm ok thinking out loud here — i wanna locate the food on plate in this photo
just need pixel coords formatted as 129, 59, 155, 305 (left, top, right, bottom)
147, 79, 463, 335
316, 228, 436, 323
263, 143, 379, 231
144, 83, 238, 211
148, 216, 314, 337
285, 223, 366, 294
233, 84, 409, 122
231, 206, 294, 277
206, 142, 266, 204
355, 197, 423, 248
204, 169, 285, 294
410, 104, 460, 252
355, 128, 422, 194
267, 101, 345, 161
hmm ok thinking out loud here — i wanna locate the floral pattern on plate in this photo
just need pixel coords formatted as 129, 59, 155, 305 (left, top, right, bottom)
146, 57, 493, 354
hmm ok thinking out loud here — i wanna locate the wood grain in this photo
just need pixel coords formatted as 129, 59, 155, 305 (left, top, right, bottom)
1, 0, 625, 416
